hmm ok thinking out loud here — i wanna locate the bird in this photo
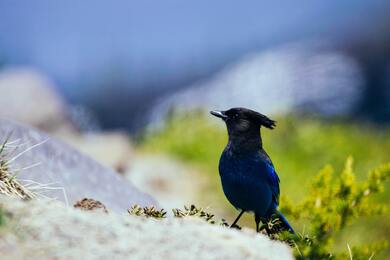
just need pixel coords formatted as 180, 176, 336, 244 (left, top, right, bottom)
210, 107, 294, 234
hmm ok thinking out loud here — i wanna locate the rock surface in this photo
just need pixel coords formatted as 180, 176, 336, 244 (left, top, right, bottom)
0, 119, 156, 212
126, 154, 205, 209
62, 131, 134, 173
0, 196, 293, 259
150, 42, 363, 124
0, 68, 75, 133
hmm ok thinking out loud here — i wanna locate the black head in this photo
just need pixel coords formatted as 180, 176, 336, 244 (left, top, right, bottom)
210, 107, 276, 134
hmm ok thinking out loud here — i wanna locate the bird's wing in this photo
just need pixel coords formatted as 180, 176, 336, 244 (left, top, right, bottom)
265, 161, 280, 206
258, 150, 280, 206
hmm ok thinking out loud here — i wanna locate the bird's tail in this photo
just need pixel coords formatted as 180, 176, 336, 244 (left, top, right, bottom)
277, 212, 295, 234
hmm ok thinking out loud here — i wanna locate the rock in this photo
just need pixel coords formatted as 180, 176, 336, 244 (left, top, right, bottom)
0, 68, 130, 171
0, 196, 293, 259
0, 67, 76, 133
0, 119, 156, 212
126, 154, 205, 209
149, 42, 363, 124
61, 131, 133, 173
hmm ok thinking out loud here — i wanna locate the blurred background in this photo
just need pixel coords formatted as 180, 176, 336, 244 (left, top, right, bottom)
1, 0, 390, 257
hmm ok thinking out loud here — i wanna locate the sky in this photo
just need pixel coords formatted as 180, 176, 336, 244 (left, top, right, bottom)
1, 1, 388, 95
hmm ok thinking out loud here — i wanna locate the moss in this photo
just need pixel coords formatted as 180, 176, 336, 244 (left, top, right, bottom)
128, 204, 229, 226
128, 205, 167, 219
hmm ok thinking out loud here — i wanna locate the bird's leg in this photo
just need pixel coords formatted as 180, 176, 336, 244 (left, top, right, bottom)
255, 214, 261, 232
264, 217, 272, 236
265, 226, 272, 236
255, 216, 272, 236
230, 210, 245, 229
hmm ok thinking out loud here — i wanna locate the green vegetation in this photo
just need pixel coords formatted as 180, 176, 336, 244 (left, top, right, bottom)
128, 159, 390, 259
0, 207, 4, 227
139, 111, 390, 258
280, 158, 390, 259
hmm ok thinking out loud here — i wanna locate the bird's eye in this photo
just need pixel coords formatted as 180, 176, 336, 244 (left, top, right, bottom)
232, 113, 239, 119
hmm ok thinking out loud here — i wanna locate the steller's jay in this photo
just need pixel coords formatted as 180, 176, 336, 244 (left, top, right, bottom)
210, 107, 294, 234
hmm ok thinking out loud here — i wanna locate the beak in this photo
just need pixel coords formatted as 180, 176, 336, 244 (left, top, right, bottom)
210, 110, 228, 120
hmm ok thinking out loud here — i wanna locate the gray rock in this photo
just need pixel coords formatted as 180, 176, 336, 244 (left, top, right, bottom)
0, 119, 157, 212
0, 196, 293, 259
0, 68, 75, 133
62, 131, 134, 173
150, 42, 363, 123
126, 154, 205, 210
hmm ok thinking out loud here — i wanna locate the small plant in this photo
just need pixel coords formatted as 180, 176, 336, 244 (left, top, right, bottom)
278, 157, 390, 259
128, 204, 229, 226
0, 134, 65, 203
257, 215, 289, 235
172, 204, 229, 227
0, 134, 37, 200
128, 205, 167, 219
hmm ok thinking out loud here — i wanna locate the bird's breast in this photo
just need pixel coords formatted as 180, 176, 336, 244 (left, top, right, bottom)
219, 150, 266, 180
218, 150, 273, 215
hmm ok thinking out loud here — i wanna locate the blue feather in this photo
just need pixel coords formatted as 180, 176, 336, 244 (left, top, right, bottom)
212, 107, 294, 233
265, 162, 280, 206
278, 212, 295, 234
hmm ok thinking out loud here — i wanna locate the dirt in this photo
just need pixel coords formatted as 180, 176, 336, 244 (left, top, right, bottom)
74, 198, 108, 213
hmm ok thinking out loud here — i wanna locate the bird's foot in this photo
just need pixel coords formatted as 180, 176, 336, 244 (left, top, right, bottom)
230, 224, 242, 230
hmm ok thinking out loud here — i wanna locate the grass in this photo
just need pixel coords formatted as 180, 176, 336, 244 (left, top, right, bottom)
0, 136, 37, 200
0, 135, 38, 228
0, 135, 68, 205
139, 111, 390, 258
0, 134, 61, 228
